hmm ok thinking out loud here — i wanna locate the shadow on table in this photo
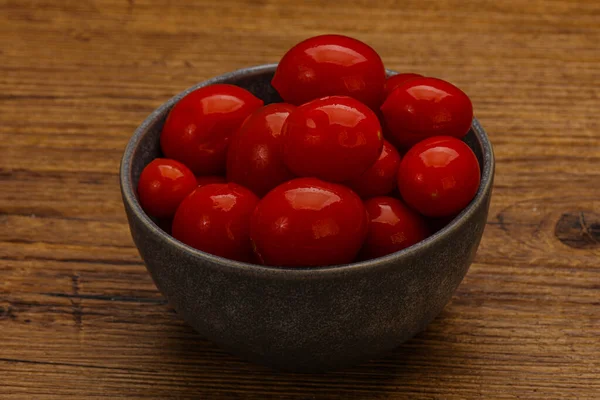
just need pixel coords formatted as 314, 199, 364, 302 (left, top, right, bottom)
156, 307, 470, 399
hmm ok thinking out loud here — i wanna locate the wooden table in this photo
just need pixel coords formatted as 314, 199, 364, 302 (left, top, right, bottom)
2, 1, 599, 398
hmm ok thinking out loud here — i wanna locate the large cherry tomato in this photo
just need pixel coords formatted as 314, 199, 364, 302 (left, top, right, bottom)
384, 73, 423, 98
196, 175, 226, 187
160, 84, 263, 176
250, 178, 368, 267
172, 183, 259, 262
359, 197, 430, 260
381, 77, 473, 149
397, 136, 480, 217
348, 140, 401, 199
272, 35, 386, 110
227, 103, 296, 197
281, 96, 383, 183
137, 158, 197, 219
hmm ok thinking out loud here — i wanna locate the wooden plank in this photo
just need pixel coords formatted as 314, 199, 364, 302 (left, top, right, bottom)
1, 0, 599, 398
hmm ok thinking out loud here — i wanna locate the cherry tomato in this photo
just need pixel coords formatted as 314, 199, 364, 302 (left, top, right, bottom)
137, 158, 197, 219
282, 96, 383, 183
250, 178, 368, 267
348, 140, 401, 199
227, 103, 296, 197
384, 73, 423, 98
160, 84, 263, 176
397, 136, 480, 217
196, 175, 226, 187
272, 35, 386, 110
172, 183, 259, 262
359, 197, 430, 260
381, 77, 473, 149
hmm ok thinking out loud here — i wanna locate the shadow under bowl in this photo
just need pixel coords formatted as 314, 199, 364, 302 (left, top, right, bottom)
120, 64, 495, 373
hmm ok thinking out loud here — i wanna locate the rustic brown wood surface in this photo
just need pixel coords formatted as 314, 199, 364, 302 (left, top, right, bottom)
1, 0, 599, 398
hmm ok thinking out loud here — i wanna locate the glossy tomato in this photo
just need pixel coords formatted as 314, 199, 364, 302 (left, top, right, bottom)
359, 196, 430, 260
227, 103, 296, 197
348, 140, 401, 199
160, 84, 263, 176
381, 77, 473, 149
137, 158, 197, 219
196, 175, 226, 187
384, 73, 423, 98
272, 35, 386, 110
281, 96, 383, 183
397, 136, 480, 217
172, 183, 259, 262
250, 178, 368, 267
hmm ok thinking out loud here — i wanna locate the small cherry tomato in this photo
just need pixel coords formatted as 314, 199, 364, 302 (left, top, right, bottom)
397, 136, 480, 217
137, 158, 197, 219
196, 175, 227, 187
384, 73, 423, 98
160, 84, 263, 175
282, 96, 383, 183
272, 35, 386, 110
381, 77, 473, 149
348, 140, 401, 199
227, 103, 296, 197
359, 196, 430, 260
250, 178, 368, 267
172, 183, 259, 262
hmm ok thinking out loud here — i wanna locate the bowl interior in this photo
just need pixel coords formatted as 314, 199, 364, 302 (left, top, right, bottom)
121, 64, 494, 272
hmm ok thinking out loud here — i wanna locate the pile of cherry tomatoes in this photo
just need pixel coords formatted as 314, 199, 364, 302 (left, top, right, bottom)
137, 34, 481, 267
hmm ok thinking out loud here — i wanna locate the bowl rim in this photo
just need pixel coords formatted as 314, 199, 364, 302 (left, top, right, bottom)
120, 63, 495, 277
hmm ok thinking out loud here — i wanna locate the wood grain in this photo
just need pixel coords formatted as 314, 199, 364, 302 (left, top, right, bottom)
1, 0, 599, 398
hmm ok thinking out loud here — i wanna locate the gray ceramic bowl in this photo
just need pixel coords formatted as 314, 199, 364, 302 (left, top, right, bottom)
120, 64, 495, 373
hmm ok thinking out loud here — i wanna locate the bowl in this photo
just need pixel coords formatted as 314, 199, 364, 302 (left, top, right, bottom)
120, 64, 495, 372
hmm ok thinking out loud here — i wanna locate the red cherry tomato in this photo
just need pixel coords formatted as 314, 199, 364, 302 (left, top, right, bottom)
359, 196, 430, 260
381, 77, 473, 149
348, 140, 401, 199
384, 73, 423, 98
160, 84, 263, 175
282, 96, 383, 183
227, 103, 296, 197
250, 178, 368, 267
272, 35, 386, 110
397, 136, 480, 217
196, 175, 226, 187
137, 158, 197, 219
172, 183, 259, 262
